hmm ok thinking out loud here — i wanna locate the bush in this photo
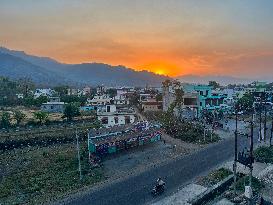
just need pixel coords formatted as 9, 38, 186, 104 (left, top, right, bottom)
254, 146, 273, 163
198, 168, 232, 187
235, 175, 264, 192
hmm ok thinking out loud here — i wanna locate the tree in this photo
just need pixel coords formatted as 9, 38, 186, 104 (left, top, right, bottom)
155, 93, 163, 102
209, 81, 220, 89
237, 93, 254, 112
34, 111, 49, 124
174, 88, 184, 119
106, 88, 117, 98
1, 112, 11, 129
14, 110, 26, 126
54, 85, 69, 97
63, 103, 80, 121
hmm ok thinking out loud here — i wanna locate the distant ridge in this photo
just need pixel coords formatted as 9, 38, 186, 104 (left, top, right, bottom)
0, 47, 169, 87
177, 74, 255, 85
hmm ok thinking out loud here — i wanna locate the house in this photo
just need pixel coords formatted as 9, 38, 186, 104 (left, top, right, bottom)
82, 86, 91, 95
16, 93, 24, 99
41, 97, 65, 113
87, 94, 113, 106
163, 81, 227, 118
141, 101, 163, 112
34, 88, 55, 99
97, 104, 136, 127
113, 93, 129, 105
139, 93, 156, 102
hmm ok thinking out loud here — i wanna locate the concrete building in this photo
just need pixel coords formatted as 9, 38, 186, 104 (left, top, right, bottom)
41, 97, 65, 113
141, 101, 163, 112
34, 88, 55, 99
97, 104, 136, 127
87, 94, 113, 106
163, 81, 227, 118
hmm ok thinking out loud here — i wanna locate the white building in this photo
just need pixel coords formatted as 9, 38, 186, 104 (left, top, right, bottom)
16, 93, 24, 99
87, 94, 113, 106
41, 97, 65, 113
34, 88, 55, 99
97, 104, 136, 127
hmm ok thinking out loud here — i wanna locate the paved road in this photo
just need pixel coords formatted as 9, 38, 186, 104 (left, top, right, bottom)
58, 134, 249, 205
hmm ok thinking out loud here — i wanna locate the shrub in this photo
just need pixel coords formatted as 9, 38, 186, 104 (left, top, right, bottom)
254, 146, 273, 163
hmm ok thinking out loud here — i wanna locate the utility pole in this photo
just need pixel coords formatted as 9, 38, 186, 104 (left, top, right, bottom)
269, 116, 273, 146
248, 114, 254, 205
234, 105, 238, 197
259, 97, 262, 142
264, 102, 267, 142
76, 128, 83, 180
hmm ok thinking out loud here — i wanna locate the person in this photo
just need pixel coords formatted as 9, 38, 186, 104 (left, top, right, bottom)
156, 177, 165, 191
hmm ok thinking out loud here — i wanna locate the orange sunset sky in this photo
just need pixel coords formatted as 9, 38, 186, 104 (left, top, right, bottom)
1, 0, 273, 78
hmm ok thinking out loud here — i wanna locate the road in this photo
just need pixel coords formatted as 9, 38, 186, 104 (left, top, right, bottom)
58, 132, 256, 205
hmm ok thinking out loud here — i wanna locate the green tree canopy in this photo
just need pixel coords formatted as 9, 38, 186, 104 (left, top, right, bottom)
209, 81, 220, 89
34, 111, 49, 124
14, 110, 26, 126
1, 112, 11, 129
237, 93, 254, 112
63, 103, 80, 121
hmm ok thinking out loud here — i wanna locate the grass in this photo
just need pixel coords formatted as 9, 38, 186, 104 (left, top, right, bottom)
198, 168, 232, 187
254, 146, 273, 164
0, 144, 105, 205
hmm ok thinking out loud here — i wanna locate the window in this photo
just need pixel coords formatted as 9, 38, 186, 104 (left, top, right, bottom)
101, 117, 108, 124
51, 106, 54, 109
200, 91, 203, 96
114, 117, 118, 124
200, 102, 202, 107
125, 116, 130, 124
107, 106, 110, 112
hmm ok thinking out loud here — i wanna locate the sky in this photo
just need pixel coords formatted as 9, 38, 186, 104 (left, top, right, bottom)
1, 0, 273, 78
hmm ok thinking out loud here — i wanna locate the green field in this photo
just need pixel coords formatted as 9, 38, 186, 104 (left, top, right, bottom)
0, 144, 104, 205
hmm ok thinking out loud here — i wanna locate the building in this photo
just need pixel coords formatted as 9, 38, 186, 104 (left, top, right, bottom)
97, 104, 136, 127
41, 97, 65, 113
139, 93, 156, 103
141, 101, 163, 112
67, 88, 78, 96
87, 94, 113, 106
16, 93, 24, 99
163, 81, 227, 118
34, 88, 55, 99
82, 86, 91, 95
88, 122, 162, 158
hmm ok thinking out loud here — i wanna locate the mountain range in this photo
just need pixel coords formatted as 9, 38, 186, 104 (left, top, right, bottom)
177, 74, 255, 85
0, 47, 262, 87
0, 47, 169, 87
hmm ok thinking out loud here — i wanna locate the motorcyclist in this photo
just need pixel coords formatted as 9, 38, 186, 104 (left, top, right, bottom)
156, 177, 165, 191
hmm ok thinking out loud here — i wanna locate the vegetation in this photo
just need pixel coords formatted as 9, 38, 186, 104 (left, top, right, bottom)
234, 175, 264, 192
254, 146, 273, 163
0, 112, 11, 129
63, 103, 81, 121
0, 144, 105, 205
0, 77, 34, 106
198, 168, 232, 187
209, 81, 220, 89
106, 88, 117, 98
60, 95, 87, 106
14, 110, 26, 126
237, 92, 254, 112
33, 111, 49, 124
